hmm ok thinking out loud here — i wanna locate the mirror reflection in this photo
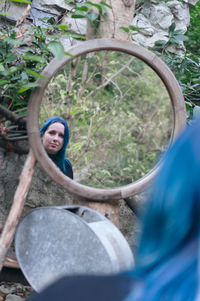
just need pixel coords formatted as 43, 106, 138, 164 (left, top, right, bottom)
40, 51, 173, 189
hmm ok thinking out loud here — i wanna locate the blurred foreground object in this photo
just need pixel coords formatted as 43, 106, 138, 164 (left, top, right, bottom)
15, 205, 134, 292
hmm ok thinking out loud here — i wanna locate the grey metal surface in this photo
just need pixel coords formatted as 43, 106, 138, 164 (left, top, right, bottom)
15, 206, 134, 292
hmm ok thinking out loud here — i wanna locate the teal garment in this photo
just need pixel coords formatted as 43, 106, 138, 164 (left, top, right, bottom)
124, 117, 200, 300
27, 274, 133, 301
40, 116, 73, 179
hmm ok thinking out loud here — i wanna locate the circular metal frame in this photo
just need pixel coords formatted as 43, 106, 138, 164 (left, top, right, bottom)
27, 38, 186, 201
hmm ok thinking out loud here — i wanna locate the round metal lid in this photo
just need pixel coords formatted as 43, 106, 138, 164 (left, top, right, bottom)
15, 206, 132, 292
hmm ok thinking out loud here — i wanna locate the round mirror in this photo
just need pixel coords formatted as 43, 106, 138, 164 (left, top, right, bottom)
27, 39, 186, 201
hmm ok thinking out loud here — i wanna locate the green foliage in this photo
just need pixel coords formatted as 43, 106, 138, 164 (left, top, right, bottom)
185, 1, 200, 56
165, 53, 200, 116
0, 21, 84, 112
151, 22, 188, 53
66, 1, 111, 27
149, 21, 200, 119
40, 51, 172, 188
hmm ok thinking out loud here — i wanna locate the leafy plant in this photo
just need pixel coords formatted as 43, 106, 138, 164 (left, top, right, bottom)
151, 22, 188, 54
149, 22, 200, 120
0, 20, 85, 112
66, 1, 111, 27
184, 1, 200, 56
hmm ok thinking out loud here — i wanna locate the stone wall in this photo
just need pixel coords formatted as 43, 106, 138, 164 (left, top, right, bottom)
132, 0, 194, 53
0, 0, 198, 51
0, 145, 137, 251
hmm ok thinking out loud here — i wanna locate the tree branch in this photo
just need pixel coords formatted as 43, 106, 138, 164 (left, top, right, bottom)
0, 104, 26, 127
86, 57, 134, 98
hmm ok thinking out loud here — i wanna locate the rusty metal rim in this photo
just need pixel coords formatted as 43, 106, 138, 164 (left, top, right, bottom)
27, 38, 186, 201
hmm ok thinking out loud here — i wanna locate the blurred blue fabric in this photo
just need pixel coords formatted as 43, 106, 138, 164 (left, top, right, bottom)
28, 117, 200, 300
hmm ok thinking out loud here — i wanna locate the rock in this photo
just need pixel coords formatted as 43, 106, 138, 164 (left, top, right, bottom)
150, 3, 173, 30
0, 282, 32, 301
61, 16, 87, 36
39, 0, 71, 11
0, 151, 74, 224
31, 0, 71, 14
29, 7, 56, 27
5, 294, 25, 301
167, 1, 190, 30
0, 285, 14, 294
188, 0, 199, 6
0, 0, 195, 54
131, 0, 192, 50
0, 2, 28, 24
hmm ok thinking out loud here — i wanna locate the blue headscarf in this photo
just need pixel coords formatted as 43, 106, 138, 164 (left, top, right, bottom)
124, 117, 200, 300
40, 116, 73, 179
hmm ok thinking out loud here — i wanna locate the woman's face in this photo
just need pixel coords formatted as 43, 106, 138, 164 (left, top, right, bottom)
42, 122, 65, 154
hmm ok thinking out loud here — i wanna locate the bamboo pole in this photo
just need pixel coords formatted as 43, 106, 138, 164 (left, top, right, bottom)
0, 149, 36, 271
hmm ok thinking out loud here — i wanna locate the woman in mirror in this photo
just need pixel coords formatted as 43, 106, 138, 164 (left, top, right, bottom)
40, 116, 73, 179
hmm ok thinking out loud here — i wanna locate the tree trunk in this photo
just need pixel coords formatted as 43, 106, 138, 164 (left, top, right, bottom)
85, 1, 135, 226
87, 0, 135, 41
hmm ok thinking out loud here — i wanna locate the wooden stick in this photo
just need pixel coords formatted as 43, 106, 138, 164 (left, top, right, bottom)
0, 149, 36, 271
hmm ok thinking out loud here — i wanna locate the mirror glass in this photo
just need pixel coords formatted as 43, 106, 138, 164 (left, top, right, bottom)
40, 50, 173, 189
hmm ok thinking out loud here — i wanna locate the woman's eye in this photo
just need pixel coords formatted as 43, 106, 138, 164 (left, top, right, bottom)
49, 131, 55, 135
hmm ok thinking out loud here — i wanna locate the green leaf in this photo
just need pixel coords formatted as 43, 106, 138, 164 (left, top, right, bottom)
47, 41, 65, 59
11, 74, 22, 80
100, 2, 112, 9
21, 71, 29, 80
17, 82, 40, 93
174, 35, 189, 42
0, 80, 9, 86
56, 24, 70, 31
63, 32, 86, 40
76, 6, 88, 12
64, 0, 75, 4
169, 22, 176, 34
120, 26, 130, 33
64, 52, 75, 58
0, 64, 5, 72
25, 68, 48, 80
7, 0, 31, 3
4, 37, 22, 47
174, 29, 183, 35
129, 25, 144, 32
154, 40, 167, 46
85, 1, 102, 13
71, 14, 86, 19
0, 12, 11, 16
5, 53, 17, 63
22, 55, 46, 63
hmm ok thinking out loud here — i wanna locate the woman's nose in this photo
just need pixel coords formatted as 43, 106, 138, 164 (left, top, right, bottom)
53, 134, 59, 141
